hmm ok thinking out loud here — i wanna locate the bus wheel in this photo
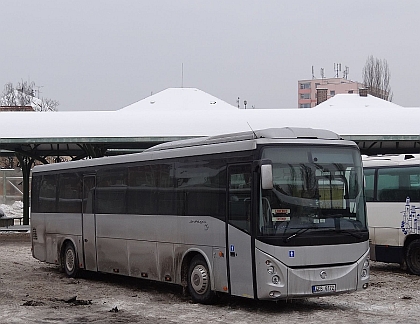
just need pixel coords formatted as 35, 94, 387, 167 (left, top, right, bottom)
63, 242, 80, 278
406, 239, 420, 275
187, 256, 215, 304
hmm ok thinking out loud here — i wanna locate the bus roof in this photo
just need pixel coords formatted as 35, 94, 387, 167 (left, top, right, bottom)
145, 127, 342, 152
362, 154, 420, 167
32, 127, 356, 174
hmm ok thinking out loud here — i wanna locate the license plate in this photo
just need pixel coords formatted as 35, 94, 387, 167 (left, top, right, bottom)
312, 284, 336, 294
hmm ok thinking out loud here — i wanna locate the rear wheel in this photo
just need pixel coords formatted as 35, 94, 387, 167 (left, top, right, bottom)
187, 255, 216, 304
63, 242, 80, 278
406, 239, 420, 275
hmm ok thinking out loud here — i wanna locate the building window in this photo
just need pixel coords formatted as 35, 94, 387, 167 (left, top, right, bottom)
330, 90, 336, 96
300, 93, 310, 99
300, 82, 311, 89
348, 90, 354, 94
299, 103, 311, 108
315, 83, 320, 88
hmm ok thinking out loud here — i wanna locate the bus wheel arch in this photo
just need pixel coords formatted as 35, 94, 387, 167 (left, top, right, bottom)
61, 240, 80, 278
182, 252, 216, 304
404, 235, 420, 275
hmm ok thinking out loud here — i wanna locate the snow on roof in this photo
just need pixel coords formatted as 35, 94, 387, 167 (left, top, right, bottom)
316, 93, 402, 110
119, 87, 237, 111
0, 88, 419, 141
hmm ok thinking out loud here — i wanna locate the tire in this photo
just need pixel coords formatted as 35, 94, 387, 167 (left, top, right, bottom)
187, 255, 216, 304
63, 242, 80, 278
406, 239, 420, 275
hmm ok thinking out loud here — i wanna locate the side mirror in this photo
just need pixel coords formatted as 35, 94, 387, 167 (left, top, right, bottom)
261, 164, 273, 190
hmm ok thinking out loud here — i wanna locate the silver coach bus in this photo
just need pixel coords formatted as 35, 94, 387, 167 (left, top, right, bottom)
31, 128, 369, 304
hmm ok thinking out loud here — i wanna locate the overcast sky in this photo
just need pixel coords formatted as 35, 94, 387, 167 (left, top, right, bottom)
1, 1, 419, 111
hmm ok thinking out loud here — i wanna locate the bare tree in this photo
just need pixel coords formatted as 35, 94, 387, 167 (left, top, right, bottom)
362, 55, 393, 101
36, 98, 59, 112
1, 83, 17, 106
1, 80, 59, 111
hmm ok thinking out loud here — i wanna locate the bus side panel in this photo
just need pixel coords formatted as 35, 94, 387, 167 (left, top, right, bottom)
43, 213, 82, 265
93, 214, 225, 283
211, 247, 228, 292
128, 240, 158, 280
157, 242, 174, 282
367, 202, 405, 234
96, 237, 129, 275
367, 202, 407, 262
31, 213, 46, 262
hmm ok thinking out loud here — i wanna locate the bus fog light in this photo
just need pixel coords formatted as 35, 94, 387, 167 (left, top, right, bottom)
362, 283, 369, 289
265, 260, 272, 266
269, 291, 281, 298
272, 275, 280, 284
361, 269, 368, 277
267, 266, 275, 274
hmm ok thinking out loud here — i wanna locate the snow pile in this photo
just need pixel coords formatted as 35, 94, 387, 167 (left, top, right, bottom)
0, 201, 23, 218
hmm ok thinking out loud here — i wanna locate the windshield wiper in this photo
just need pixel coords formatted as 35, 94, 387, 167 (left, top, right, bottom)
284, 226, 318, 243
333, 229, 364, 239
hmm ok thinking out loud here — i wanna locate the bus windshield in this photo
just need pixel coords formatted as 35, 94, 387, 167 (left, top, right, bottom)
259, 146, 366, 239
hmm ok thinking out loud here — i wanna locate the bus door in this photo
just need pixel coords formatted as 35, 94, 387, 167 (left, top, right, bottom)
227, 164, 254, 298
82, 175, 97, 271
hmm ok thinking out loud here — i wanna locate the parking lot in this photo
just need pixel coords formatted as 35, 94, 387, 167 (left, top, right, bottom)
0, 232, 419, 324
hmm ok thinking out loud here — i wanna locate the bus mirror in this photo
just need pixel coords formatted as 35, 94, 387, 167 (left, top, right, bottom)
261, 164, 273, 190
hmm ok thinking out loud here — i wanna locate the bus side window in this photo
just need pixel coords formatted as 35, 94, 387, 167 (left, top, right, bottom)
363, 168, 375, 202
228, 165, 251, 233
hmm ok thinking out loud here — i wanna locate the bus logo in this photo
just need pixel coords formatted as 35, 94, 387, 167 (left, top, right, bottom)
289, 250, 295, 258
230, 245, 235, 252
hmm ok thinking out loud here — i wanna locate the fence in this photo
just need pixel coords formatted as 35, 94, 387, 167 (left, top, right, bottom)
0, 169, 24, 205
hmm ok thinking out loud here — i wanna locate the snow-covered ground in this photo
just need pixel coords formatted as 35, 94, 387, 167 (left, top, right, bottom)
0, 201, 23, 218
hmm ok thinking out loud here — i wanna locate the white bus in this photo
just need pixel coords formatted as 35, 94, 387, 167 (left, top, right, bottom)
363, 154, 420, 275
31, 128, 369, 303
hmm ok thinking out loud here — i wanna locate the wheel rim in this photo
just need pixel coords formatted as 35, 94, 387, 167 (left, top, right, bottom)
190, 264, 209, 295
65, 248, 75, 272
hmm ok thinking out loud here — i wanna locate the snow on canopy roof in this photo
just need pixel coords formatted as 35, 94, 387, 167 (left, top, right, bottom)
119, 87, 237, 111
316, 93, 402, 110
0, 88, 419, 141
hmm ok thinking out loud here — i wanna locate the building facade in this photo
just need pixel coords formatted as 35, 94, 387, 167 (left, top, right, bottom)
298, 78, 364, 108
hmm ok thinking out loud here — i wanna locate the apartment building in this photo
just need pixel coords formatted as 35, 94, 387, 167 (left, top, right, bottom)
298, 78, 364, 108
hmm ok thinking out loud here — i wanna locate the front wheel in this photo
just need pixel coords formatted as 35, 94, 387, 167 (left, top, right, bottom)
406, 239, 420, 275
187, 255, 216, 304
63, 242, 80, 278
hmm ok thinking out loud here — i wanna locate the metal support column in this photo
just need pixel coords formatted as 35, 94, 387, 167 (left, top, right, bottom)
16, 154, 34, 226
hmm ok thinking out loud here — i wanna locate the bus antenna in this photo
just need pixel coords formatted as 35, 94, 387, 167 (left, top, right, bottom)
247, 122, 258, 139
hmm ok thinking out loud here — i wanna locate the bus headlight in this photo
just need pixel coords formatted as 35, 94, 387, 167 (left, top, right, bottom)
272, 275, 280, 284
267, 266, 275, 274
363, 259, 370, 268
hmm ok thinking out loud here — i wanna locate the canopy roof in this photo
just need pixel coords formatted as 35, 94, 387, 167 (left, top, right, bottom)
1, 88, 419, 159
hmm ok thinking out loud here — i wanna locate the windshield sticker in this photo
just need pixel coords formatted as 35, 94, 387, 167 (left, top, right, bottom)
272, 209, 290, 215
273, 216, 290, 222
272, 209, 291, 222
401, 197, 420, 235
